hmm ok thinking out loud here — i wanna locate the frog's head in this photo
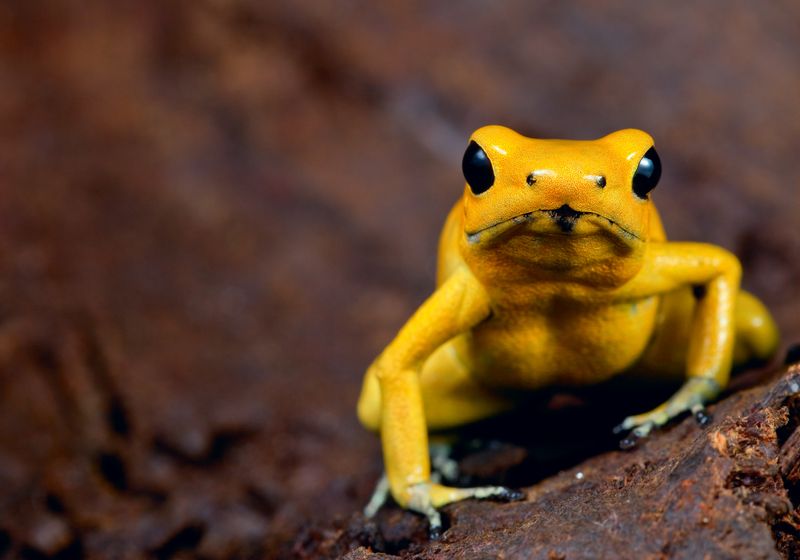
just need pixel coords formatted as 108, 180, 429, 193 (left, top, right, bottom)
459, 125, 661, 279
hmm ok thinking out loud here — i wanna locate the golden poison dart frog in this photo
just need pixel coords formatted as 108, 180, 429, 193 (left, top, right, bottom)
357, 125, 779, 535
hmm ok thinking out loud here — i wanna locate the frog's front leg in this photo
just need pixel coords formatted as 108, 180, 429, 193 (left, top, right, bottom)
614, 242, 742, 443
369, 267, 522, 535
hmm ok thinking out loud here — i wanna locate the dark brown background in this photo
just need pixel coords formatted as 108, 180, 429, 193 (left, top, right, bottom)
0, 1, 798, 558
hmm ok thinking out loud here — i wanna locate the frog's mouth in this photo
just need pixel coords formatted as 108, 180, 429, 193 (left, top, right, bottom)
466, 205, 641, 245
547, 204, 583, 233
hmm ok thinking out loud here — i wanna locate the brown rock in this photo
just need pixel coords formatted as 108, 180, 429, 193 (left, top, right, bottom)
299, 366, 800, 559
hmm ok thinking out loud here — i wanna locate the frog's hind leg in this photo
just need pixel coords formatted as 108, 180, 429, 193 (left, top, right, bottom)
634, 288, 779, 380
732, 290, 780, 366
357, 335, 514, 432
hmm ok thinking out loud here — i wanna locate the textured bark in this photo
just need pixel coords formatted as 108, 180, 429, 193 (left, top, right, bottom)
297, 365, 800, 559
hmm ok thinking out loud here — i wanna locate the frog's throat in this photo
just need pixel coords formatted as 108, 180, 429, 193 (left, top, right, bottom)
465, 209, 641, 245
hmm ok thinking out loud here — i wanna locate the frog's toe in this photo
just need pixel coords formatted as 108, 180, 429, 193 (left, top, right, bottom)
612, 420, 629, 435
420, 502, 443, 539
364, 474, 390, 518
691, 403, 713, 426
619, 430, 642, 450
429, 442, 459, 483
428, 517, 443, 540
406, 494, 443, 539
427, 482, 525, 506
614, 412, 669, 448
492, 487, 526, 501
613, 411, 667, 435
632, 421, 656, 438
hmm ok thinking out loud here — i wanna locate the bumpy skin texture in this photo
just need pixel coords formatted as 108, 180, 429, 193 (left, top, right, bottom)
357, 126, 780, 524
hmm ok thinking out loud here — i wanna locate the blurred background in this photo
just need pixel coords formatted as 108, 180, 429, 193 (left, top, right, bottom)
0, 1, 798, 558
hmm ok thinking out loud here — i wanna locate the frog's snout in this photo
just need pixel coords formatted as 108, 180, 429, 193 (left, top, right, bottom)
547, 204, 582, 233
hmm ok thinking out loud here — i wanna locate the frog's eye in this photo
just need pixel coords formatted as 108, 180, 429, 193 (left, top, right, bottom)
632, 147, 661, 199
462, 141, 495, 195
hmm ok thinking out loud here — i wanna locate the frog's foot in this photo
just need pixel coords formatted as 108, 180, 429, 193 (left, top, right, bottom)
408, 482, 525, 538
613, 377, 720, 449
365, 444, 461, 519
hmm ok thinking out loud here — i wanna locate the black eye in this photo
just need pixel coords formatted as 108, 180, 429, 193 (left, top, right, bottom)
462, 141, 494, 195
632, 147, 661, 199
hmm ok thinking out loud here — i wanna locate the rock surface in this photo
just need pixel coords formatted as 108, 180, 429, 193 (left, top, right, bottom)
296, 364, 800, 559
0, 2, 799, 559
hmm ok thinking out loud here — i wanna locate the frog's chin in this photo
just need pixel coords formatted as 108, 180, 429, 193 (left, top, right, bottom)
466, 208, 642, 248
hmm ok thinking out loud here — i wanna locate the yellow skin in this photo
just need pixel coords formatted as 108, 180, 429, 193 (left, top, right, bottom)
357, 126, 779, 532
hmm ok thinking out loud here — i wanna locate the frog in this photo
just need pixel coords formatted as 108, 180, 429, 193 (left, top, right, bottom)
356, 125, 780, 535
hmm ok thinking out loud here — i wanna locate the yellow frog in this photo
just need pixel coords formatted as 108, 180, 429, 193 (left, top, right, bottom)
357, 125, 779, 534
